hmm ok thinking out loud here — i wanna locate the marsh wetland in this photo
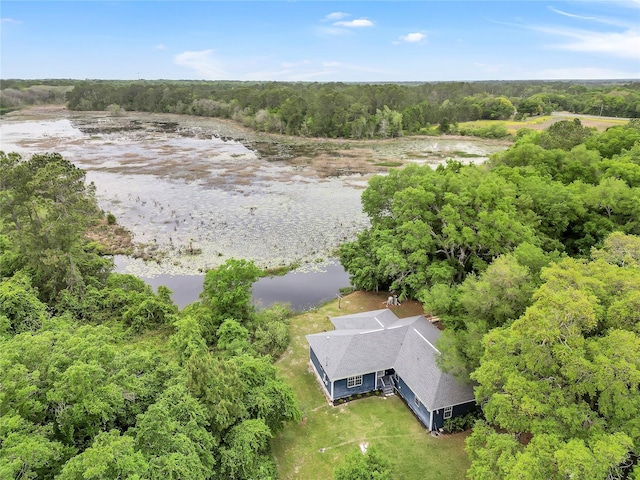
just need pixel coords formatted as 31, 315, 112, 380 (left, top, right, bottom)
0, 107, 510, 307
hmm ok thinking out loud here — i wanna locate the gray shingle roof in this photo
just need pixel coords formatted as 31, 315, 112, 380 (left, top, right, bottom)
329, 309, 399, 330
306, 309, 475, 411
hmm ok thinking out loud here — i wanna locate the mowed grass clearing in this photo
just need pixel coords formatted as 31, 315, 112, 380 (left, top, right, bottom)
272, 291, 470, 479
458, 113, 629, 135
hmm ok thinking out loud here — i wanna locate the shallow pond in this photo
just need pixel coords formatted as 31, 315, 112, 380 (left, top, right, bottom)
118, 257, 352, 311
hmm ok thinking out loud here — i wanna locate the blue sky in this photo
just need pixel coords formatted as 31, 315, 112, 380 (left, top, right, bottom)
1, 1, 639, 81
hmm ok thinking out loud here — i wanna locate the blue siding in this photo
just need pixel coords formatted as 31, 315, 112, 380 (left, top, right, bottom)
395, 376, 431, 429
309, 348, 331, 397
333, 373, 376, 400
431, 401, 477, 431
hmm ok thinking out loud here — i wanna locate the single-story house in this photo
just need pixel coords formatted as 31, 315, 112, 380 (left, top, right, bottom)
306, 309, 476, 431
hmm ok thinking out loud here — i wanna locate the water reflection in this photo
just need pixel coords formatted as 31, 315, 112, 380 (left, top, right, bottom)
115, 256, 351, 311
252, 260, 351, 312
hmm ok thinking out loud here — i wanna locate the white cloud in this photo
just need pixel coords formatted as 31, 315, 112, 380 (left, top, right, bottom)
548, 7, 600, 22
155, 44, 166, 50
548, 6, 634, 28
537, 26, 640, 59
397, 32, 426, 44
333, 18, 374, 28
326, 12, 349, 21
323, 61, 340, 67
174, 50, 228, 79
489, 7, 640, 61
0, 18, 22, 24
518, 4, 640, 60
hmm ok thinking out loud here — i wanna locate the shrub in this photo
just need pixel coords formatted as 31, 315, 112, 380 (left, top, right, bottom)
339, 286, 356, 296
458, 123, 511, 139
442, 410, 483, 433
334, 446, 393, 480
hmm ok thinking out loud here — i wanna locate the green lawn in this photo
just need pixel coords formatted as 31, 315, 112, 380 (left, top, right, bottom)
272, 292, 470, 479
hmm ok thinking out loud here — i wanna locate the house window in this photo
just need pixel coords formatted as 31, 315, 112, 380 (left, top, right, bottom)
414, 396, 421, 409
444, 406, 453, 419
347, 375, 363, 388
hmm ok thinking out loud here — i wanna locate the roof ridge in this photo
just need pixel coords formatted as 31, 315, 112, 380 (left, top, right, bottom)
413, 327, 441, 354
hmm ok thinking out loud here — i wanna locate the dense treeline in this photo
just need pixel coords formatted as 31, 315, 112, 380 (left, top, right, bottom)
340, 119, 640, 298
468, 238, 640, 479
58, 80, 640, 138
0, 152, 300, 478
339, 119, 640, 478
0, 80, 74, 114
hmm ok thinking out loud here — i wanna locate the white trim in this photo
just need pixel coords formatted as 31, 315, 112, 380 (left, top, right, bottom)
359, 328, 384, 334
413, 328, 440, 353
432, 399, 476, 411
444, 406, 453, 419
309, 359, 332, 399
429, 410, 434, 431
335, 370, 377, 381
347, 375, 363, 388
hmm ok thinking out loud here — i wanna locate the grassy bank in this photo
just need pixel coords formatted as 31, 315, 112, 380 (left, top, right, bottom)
272, 291, 470, 479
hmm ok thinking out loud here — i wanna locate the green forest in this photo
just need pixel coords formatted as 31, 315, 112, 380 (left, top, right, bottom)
0, 152, 300, 478
338, 119, 640, 478
2, 79, 639, 137
1, 81, 640, 478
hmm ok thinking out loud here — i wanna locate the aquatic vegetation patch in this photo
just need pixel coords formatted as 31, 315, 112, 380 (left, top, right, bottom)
0, 110, 509, 278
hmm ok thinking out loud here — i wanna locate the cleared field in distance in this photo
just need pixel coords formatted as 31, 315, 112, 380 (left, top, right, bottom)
459, 112, 629, 135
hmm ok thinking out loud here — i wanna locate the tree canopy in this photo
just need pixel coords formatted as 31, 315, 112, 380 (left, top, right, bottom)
333, 447, 394, 480
341, 119, 640, 295
0, 152, 301, 479
0, 152, 111, 304
468, 246, 640, 479
337, 118, 640, 478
